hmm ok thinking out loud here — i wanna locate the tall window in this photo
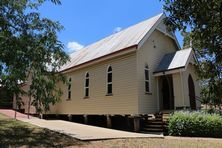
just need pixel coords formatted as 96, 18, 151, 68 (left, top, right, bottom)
68, 77, 71, 100
84, 72, 89, 97
107, 66, 112, 95
145, 64, 150, 93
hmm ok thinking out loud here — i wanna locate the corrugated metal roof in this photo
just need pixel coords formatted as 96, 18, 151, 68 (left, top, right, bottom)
60, 13, 163, 72
154, 48, 192, 73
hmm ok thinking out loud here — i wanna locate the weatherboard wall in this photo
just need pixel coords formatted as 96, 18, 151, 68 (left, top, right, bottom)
13, 80, 36, 114
182, 63, 201, 108
172, 73, 184, 107
136, 29, 179, 114
48, 52, 139, 115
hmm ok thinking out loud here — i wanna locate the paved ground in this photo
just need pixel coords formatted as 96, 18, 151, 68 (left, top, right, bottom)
0, 109, 163, 140
0, 109, 36, 119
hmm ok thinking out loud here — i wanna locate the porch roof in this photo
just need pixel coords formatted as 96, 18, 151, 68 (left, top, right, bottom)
154, 48, 192, 74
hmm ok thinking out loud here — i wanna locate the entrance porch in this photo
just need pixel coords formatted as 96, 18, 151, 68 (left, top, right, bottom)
153, 48, 200, 111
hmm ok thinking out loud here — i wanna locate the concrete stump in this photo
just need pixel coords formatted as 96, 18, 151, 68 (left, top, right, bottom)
68, 114, 72, 121
84, 115, 88, 124
133, 116, 140, 132
106, 115, 112, 128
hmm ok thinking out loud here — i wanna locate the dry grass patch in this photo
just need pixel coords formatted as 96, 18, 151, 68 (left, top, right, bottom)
86, 137, 222, 148
0, 114, 89, 147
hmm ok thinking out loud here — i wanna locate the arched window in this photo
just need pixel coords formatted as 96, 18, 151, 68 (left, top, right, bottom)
84, 72, 89, 97
68, 77, 71, 100
145, 64, 150, 93
107, 66, 112, 95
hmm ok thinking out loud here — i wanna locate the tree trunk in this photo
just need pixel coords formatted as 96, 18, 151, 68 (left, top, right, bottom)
14, 94, 18, 119
14, 108, 17, 119
27, 94, 31, 119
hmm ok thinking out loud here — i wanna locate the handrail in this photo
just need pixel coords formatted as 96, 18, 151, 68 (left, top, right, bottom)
189, 94, 203, 103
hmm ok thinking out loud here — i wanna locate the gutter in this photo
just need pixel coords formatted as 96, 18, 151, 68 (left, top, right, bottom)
153, 66, 186, 74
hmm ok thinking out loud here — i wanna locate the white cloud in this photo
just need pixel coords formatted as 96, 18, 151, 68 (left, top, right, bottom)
113, 27, 122, 33
67, 41, 84, 53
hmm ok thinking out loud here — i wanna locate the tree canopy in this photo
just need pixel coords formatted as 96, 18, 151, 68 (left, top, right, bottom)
0, 0, 69, 115
161, 0, 222, 108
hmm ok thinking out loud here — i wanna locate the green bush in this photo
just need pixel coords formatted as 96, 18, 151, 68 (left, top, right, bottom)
168, 111, 222, 138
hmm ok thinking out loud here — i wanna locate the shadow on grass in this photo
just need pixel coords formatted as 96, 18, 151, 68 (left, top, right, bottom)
0, 118, 89, 147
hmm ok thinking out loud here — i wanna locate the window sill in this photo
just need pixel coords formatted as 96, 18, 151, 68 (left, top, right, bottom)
106, 93, 113, 96
145, 92, 152, 95
66, 99, 71, 101
83, 96, 90, 99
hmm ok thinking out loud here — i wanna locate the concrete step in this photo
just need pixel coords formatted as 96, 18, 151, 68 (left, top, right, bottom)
142, 112, 171, 132
145, 124, 162, 128
147, 120, 163, 124
142, 128, 163, 132
163, 118, 169, 121
148, 118, 162, 121
153, 119, 162, 121
162, 116, 169, 118
155, 115, 162, 118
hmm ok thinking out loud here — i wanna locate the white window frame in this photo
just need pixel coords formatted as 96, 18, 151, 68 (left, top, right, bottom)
84, 72, 89, 97
106, 65, 113, 95
145, 64, 151, 93
67, 77, 71, 100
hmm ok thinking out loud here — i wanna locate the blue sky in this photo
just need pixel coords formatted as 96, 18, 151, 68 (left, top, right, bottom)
39, 0, 183, 53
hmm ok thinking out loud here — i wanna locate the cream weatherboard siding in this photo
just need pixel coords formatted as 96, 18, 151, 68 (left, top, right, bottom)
136, 30, 179, 114
172, 62, 201, 109
13, 74, 35, 114
13, 85, 29, 112
172, 73, 184, 107
182, 63, 201, 108
48, 52, 138, 115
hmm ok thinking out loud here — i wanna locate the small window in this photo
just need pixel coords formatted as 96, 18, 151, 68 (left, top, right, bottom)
107, 66, 112, 95
84, 72, 89, 97
145, 64, 150, 93
67, 77, 71, 100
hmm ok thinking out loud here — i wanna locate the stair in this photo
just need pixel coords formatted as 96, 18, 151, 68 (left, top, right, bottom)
142, 111, 172, 133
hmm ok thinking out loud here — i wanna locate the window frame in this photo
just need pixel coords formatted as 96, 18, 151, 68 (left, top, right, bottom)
84, 72, 90, 98
106, 65, 113, 96
144, 64, 151, 94
67, 77, 72, 100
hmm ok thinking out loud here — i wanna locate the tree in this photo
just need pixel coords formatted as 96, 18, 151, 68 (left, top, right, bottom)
0, 86, 13, 108
181, 31, 191, 49
161, 0, 222, 108
0, 0, 69, 118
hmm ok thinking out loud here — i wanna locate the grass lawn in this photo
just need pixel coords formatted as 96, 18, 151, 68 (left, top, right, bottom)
0, 113, 222, 147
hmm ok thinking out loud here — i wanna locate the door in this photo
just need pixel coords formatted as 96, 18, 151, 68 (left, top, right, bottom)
188, 75, 196, 109
162, 76, 171, 110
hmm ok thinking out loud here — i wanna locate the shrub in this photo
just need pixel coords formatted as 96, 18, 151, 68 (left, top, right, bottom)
168, 111, 222, 138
